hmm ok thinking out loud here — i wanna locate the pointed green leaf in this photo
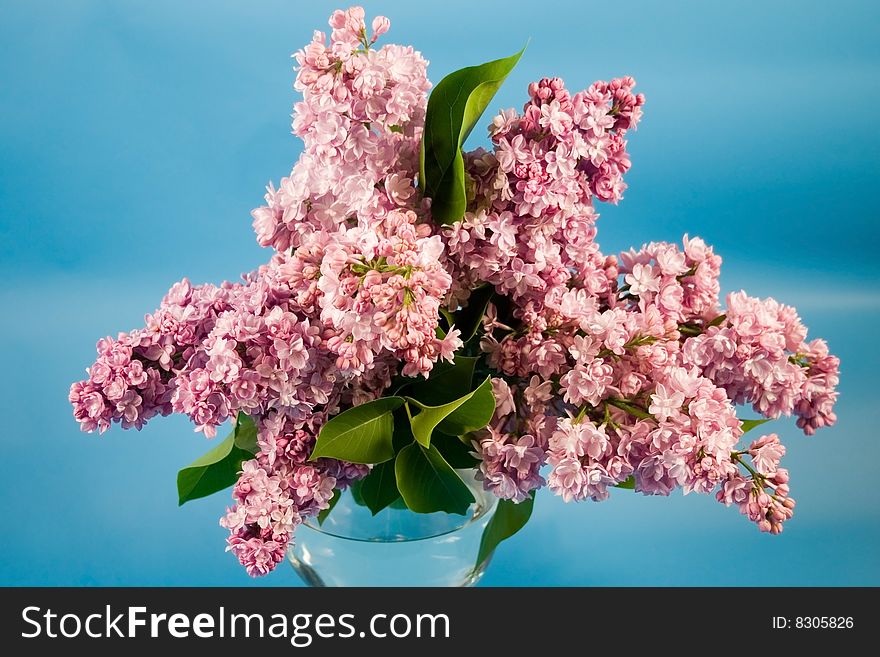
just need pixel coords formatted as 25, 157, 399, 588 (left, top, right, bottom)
439, 308, 455, 334
310, 397, 405, 464
349, 479, 367, 507
391, 409, 417, 453
359, 459, 402, 516
436, 375, 495, 436
406, 376, 495, 447
232, 412, 258, 452
453, 285, 495, 343
476, 493, 534, 568
615, 475, 635, 490
406, 396, 472, 448
316, 489, 341, 526
395, 442, 475, 515
177, 430, 254, 506
420, 46, 526, 224
434, 433, 479, 469
741, 418, 771, 434
388, 497, 409, 510
408, 355, 477, 406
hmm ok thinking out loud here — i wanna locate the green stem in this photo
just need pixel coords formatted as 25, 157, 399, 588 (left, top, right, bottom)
732, 452, 764, 483
601, 402, 620, 429
607, 398, 655, 421
676, 265, 698, 281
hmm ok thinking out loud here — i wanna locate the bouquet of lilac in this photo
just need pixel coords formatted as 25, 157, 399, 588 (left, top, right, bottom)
70, 7, 840, 578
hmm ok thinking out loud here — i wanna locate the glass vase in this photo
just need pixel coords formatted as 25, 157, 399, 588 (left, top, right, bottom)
288, 471, 497, 587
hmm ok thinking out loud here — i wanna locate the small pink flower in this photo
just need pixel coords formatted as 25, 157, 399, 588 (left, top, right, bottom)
648, 383, 685, 421
749, 434, 785, 473
371, 15, 390, 41
625, 263, 661, 296
492, 378, 516, 417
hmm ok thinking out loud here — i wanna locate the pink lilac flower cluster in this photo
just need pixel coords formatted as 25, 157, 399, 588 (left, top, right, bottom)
716, 433, 794, 534
546, 366, 742, 502
619, 237, 722, 324
682, 291, 839, 434
220, 412, 367, 575
306, 208, 460, 377
443, 75, 643, 311
71, 7, 840, 577
252, 6, 430, 253
473, 236, 837, 530
70, 278, 245, 434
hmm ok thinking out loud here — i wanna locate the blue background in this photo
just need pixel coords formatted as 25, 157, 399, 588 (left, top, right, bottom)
1, 0, 877, 586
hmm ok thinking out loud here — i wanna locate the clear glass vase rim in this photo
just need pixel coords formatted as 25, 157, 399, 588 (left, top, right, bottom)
301, 471, 497, 544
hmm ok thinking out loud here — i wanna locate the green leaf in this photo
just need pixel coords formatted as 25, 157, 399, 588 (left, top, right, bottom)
387, 375, 415, 398
615, 475, 635, 490
359, 459, 402, 515
388, 497, 409, 510
406, 375, 495, 447
395, 442, 475, 515
439, 308, 455, 335
434, 433, 479, 469
316, 489, 341, 526
408, 355, 477, 406
349, 479, 367, 507
232, 412, 258, 452
420, 46, 526, 224
476, 493, 534, 568
435, 375, 495, 436
391, 410, 417, 453
452, 284, 495, 343
741, 418, 771, 434
310, 397, 405, 464
177, 426, 255, 506
406, 396, 472, 447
